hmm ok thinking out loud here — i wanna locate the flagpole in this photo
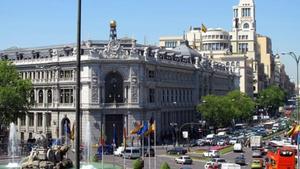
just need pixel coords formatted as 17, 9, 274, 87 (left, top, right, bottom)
148, 127, 151, 169
101, 118, 104, 169
123, 115, 127, 169
155, 122, 157, 169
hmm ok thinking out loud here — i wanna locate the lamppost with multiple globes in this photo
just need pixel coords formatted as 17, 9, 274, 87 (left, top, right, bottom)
282, 52, 300, 169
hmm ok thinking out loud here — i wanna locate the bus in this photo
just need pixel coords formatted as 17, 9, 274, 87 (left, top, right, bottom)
265, 146, 295, 169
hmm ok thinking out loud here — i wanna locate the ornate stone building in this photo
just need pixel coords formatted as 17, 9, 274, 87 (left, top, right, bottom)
0, 21, 238, 145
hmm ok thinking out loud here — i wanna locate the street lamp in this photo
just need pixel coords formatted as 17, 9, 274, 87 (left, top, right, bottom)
282, 52, 300, 169
75, 0, 82, 168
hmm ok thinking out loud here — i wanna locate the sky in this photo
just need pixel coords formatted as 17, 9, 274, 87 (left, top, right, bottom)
0, 0, 299, 83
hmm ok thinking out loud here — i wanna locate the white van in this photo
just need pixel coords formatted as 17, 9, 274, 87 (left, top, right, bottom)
123, 147, 141, 159
221, 163, 241, 169
233, 143, 243, 152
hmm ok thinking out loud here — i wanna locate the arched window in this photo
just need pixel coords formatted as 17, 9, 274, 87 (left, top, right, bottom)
38, 90, 43, 103
243, 23, 249, 29
47, 90, 52, 103
30, 90, 35, 103
105, 72, 124, 103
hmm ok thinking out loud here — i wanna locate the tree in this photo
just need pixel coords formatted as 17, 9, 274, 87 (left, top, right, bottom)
197, 95, 234, 129
256, 85, 285, 115
0, 61, 32, 125
197, 90, 255, 129
226, 90, 255, 122
160, 162, 170, 169
133, 158, 144, 169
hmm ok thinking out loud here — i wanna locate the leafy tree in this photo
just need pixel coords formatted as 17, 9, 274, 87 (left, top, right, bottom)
0, 61, 32, 125
160, 162, 170, 169
197, 90, 255, 128
197, 95, 234, 128
256, 85, 285, 115
133, 158, 144, 169
226, 90, 255, 122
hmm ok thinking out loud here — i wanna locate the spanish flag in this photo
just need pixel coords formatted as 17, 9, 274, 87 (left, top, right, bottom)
287, 124, 300, 137
145, 117, 156, 136
130, 121, 142, 134
70, 122, 75, 140
201, 23, 207, 33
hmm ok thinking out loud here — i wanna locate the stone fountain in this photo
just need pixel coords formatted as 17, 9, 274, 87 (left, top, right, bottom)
20, 134, 73, 169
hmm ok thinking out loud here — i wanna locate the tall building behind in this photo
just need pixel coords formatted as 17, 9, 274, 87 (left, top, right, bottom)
257, 35, 275, 87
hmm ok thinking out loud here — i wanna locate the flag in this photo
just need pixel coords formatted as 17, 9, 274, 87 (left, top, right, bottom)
201, 23, 207, 33
70, 122, 75, 140
130, 121, 142, 134
137, 121, 148, 136
145, 117, 155, 136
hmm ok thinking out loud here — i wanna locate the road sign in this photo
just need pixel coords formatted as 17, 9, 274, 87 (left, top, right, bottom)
182, 131, 188, 138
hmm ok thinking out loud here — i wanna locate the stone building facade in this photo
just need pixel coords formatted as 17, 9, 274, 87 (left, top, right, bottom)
0, 22, 238, 145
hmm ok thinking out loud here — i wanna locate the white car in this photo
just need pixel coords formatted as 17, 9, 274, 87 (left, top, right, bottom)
233, 143, 243, 152
203, 150, 220, 158
211, 158, 226, 164
175, 155, 193, 164
204, 161, 215, 169
113, 146, 125, 156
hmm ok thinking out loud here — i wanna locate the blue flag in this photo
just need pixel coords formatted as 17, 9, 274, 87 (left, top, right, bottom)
137, 121, 148, 135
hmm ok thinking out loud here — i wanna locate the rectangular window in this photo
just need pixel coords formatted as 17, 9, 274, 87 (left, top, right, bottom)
28, 113, 34, 126
46, 113, 51, 127
59, 70, 73, 80
148, 70, 155, 78
60, 88, 74, 103
21, 115, 26, 126
242, 8, 251, 17
238, 43, 248, 53
149, 88, 155, 103
37, 113, 42, 127
165, 41, 177, 48
234, 9, 238, 18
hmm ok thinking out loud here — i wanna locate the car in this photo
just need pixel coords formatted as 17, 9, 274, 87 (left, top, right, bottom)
252, 150, 262, 157
203, 150, 220, 158
123, 147, 141, 159
175, 155, 193, 164
233, 143, 243, 152
197, 139, 205, 146
113, 146, 125, 156
217, 139, 226, 146
229, 138, 238, 145
235, 155, 246, 165
211, 158, 226, 164
204, 161, 214, 169
251, 159, 263, 169
166, 147, 187, 155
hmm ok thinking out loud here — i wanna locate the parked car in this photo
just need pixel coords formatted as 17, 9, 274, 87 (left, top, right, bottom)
251, 159, 263, 169
166, 147, 187, 155
175, 155, 193, 164
252, 150, 262, 158
203, 150, 220, 158
235, 155, 246, 165
113, 146, 125, 156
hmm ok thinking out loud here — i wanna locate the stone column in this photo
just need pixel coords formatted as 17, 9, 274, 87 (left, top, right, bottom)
42, 112, 46, 134
25, 113, 29, 132
34, 112, 38, 133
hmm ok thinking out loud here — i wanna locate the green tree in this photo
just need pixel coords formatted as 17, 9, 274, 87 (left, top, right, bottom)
257, 85, 285, 114
133, 158, 144, 169
227, 90, 255, 122
197, 95, 234, 128
160, 162, 170, 169
0, 61, 32, 125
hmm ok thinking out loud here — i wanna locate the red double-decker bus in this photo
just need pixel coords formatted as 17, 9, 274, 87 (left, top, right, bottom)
265, 146, 295, 169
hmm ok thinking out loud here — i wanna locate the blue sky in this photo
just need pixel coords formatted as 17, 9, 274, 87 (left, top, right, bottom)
0, 0, 299, 82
